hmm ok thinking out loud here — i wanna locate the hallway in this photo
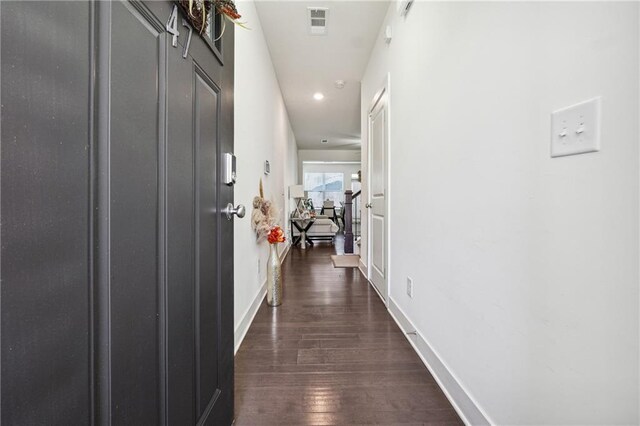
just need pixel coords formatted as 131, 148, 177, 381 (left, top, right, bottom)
234, 242, 462, 425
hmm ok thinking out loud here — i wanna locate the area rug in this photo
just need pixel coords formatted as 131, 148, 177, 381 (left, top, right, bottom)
330, 254, 360, 268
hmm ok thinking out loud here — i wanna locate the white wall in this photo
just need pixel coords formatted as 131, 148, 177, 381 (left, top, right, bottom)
234, 0, 298, 351
297, 149, 361, 181
362, 2, 639, 424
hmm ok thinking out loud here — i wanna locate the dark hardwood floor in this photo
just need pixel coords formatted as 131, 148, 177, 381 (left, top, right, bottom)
234, 240, 462, 425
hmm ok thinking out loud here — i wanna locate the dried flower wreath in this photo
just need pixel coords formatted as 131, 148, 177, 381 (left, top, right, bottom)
178, 0, 247, 37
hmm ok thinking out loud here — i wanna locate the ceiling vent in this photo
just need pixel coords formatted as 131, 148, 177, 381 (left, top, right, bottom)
321, 139, 329, 144
308, 7, 329, 36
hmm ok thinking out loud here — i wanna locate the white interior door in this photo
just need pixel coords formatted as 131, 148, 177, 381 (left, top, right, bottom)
368, 88, 387, 302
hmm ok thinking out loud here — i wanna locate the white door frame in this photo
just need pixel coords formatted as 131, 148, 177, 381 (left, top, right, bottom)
366, 73, 391, 306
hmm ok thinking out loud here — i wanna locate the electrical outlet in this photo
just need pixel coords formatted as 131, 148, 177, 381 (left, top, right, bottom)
407, 277, 413, 298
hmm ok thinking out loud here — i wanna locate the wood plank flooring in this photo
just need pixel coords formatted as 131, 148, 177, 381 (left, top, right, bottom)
234, 240, 462, 425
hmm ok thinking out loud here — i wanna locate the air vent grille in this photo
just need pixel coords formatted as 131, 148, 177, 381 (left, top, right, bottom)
308, 7, 328, 35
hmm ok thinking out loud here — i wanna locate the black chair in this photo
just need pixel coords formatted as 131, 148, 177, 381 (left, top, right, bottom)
320, 201, 336, 223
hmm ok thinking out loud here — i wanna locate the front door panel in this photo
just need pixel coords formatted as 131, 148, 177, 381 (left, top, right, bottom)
110, 3, 162, 423
195, 70, 220, 418
166, 36, 198, 426
0, 1, 235, 424
0, 2, 92, 424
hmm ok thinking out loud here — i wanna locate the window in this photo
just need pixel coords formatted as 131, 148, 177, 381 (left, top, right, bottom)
204, 9, 224, 61
304, 172, 344, 209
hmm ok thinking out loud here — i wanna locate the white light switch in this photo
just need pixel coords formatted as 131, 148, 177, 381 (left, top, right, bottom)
550, 97, 601, 158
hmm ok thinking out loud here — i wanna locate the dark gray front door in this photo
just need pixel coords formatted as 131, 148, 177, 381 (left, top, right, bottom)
1, 1, 235, 424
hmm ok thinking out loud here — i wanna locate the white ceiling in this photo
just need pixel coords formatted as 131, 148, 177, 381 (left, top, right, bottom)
254, 1, 389, 150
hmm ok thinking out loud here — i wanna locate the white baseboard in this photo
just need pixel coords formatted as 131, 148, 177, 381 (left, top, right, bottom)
387, 297, 492, 426
234, 244, 291, 355
358, 259, 367, 278
234, 279, 266, 354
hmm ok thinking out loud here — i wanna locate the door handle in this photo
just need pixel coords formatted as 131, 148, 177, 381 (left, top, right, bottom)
223, 203, 246, 220
365, 203, 373, 208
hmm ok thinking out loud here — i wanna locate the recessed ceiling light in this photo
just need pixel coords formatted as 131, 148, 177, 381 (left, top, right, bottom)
313, 92, 324, 101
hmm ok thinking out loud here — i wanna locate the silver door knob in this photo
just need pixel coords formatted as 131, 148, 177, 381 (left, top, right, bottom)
365, 203, 373, 208
223, 203, 246, 220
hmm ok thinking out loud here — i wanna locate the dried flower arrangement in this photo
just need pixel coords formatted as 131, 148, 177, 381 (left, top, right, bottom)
251, 179, 282, 241
178, 0, 247, 36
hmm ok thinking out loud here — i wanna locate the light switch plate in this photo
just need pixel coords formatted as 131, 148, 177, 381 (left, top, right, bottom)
550, 97, 601, 158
